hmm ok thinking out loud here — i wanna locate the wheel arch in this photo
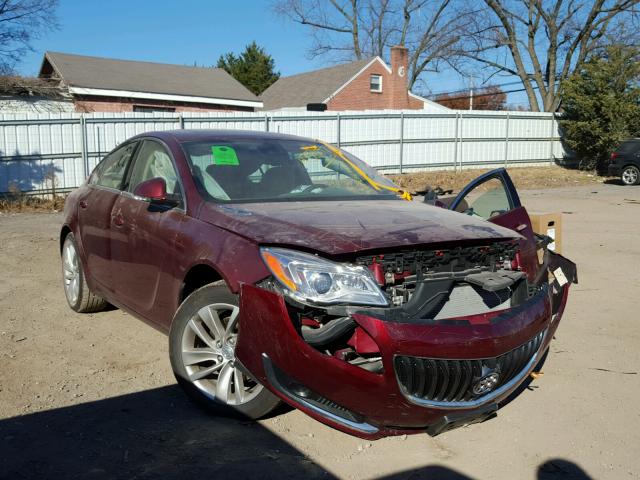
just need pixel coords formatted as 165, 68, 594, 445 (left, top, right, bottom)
60, 225, 72, 255
180, 263, 228, 304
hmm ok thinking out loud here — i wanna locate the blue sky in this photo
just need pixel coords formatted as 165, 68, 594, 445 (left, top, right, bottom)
18, 0, 486, 101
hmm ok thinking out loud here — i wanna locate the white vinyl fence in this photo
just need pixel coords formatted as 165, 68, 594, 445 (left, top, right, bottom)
0, 109, 563, 194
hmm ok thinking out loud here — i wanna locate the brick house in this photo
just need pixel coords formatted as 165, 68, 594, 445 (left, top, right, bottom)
261, 46, 447, 112
38, 52, 262, 113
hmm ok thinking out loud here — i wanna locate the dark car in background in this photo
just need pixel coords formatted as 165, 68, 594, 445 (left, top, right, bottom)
609, 139, 640, 185
60, 130, 576, 439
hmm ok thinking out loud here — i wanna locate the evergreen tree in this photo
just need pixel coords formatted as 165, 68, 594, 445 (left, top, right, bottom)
216, 42, 280, 96
560, 45, 640, 172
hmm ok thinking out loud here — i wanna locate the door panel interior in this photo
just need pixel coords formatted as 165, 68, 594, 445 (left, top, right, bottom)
450, 168, 537, 277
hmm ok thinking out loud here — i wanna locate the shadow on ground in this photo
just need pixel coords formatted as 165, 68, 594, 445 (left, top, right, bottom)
382, 459, 592, 480
602, 178, 628, 186
0, 385, 325, 480
0, 385, 593, 480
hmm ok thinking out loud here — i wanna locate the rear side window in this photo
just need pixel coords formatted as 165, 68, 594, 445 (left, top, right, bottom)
618, 140, 640, 153
90, 143, 137, 190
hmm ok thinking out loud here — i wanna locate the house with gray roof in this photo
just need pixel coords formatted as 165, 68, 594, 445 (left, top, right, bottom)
38, 52, 262, 113
261, 46, 447, 112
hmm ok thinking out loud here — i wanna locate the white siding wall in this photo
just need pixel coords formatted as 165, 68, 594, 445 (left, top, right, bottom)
0, 97, 75, 114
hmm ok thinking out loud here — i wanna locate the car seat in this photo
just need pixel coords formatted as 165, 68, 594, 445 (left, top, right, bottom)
258, 166, 298, 197
148, 150, 179, 195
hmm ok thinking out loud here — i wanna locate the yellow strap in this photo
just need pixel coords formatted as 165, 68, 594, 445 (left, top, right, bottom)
319, 141, 412, 201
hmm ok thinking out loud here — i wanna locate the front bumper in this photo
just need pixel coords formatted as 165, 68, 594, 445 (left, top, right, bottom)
235, 279, 570, 439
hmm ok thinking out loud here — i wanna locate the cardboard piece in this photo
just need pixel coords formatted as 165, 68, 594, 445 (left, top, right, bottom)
530, 213, 562, 254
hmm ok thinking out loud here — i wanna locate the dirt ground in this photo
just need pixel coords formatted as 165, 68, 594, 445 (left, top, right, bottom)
1, 182, 638, 480
388, 166, 602, 194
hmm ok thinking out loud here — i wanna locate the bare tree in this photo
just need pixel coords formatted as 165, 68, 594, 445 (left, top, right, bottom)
0, 0, 58, 74
461, 0, 640, 111
0, 75, 62, 96
272, 0, 474, 89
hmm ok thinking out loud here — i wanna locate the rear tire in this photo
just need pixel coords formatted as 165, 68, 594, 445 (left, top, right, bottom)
169, 282, 280, 419
621, 165, 640, 185
61, 233, 108, 313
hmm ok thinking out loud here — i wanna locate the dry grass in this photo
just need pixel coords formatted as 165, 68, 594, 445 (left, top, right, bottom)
1, 171, 66, 213
387, 166, 602, 194
0, 193, 65, 213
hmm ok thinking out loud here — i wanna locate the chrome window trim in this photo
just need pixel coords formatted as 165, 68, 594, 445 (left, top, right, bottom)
87, 184, 122, 195
395, 329, 548, 410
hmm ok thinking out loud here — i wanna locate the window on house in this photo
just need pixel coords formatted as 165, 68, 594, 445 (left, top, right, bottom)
370, 74, 382, 92
133, 105, 176, 113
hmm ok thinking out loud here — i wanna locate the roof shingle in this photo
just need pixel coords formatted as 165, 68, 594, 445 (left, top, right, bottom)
260, 58, 374, 110
41, 51, 260, 103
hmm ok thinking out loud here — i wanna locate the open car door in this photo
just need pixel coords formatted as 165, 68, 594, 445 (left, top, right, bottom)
449, 168, 539, 275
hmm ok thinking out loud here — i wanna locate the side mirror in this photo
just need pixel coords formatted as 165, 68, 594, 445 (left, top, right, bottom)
422, 185, 438, 204
133, 177, 167, 202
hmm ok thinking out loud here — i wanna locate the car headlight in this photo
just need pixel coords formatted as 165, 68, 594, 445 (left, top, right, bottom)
260, 247, 388, 307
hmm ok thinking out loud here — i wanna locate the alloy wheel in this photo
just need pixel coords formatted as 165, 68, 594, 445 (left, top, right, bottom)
180, 303, 263, 405
622, 166, 639, 185
62, 240, 80, 306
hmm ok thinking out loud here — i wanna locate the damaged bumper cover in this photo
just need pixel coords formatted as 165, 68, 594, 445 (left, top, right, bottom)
234, 252, 576, 439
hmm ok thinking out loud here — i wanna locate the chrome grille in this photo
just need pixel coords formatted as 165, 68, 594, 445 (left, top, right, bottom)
395, 330, 545, 403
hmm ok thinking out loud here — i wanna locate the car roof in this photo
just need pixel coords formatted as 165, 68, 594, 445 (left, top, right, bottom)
132, 129, 314, 144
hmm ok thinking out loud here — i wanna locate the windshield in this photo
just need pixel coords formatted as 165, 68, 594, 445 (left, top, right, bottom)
182, 138, 399, 203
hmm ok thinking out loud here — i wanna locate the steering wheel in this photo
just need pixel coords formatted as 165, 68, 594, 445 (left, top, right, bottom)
299, 184, 329, 194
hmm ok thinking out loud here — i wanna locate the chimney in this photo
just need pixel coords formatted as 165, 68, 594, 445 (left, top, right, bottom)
389, 45, 409, 109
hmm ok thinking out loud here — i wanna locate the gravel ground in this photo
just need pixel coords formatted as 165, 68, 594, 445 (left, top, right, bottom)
0, 183, 638, 480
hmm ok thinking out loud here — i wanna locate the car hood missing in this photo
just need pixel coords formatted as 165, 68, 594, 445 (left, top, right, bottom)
200, 200, 521, 255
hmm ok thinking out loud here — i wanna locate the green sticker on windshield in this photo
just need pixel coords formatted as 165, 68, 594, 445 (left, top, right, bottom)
211, 146, 239, 166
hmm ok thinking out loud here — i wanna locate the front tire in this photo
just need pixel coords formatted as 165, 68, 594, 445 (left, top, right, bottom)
621, 165, 640, 185
169, 282, 280, 419
61, 233, 108, 313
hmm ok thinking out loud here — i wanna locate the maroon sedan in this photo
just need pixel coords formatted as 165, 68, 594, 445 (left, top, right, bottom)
60, 130, 576, 439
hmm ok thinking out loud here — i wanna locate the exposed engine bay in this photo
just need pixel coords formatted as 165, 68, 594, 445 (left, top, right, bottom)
355, 241, 524, 318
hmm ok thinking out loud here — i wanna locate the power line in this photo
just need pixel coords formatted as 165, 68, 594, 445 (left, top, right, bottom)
430, 79, 561, 103
433, 85, 536, 102
423, 79, 527, 98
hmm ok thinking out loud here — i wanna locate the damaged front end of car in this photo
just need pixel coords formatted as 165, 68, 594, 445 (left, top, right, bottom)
234, 238, 577, 439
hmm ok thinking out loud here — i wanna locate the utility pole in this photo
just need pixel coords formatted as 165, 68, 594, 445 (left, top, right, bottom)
469, 88, 473, 110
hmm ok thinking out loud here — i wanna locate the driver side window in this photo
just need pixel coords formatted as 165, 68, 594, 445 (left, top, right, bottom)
128, 140, 183, 206
454, 177, 512, 220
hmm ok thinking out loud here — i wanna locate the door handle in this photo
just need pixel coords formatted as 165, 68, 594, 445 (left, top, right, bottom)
113, 213, 125, 227
79, 200, 88, 209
